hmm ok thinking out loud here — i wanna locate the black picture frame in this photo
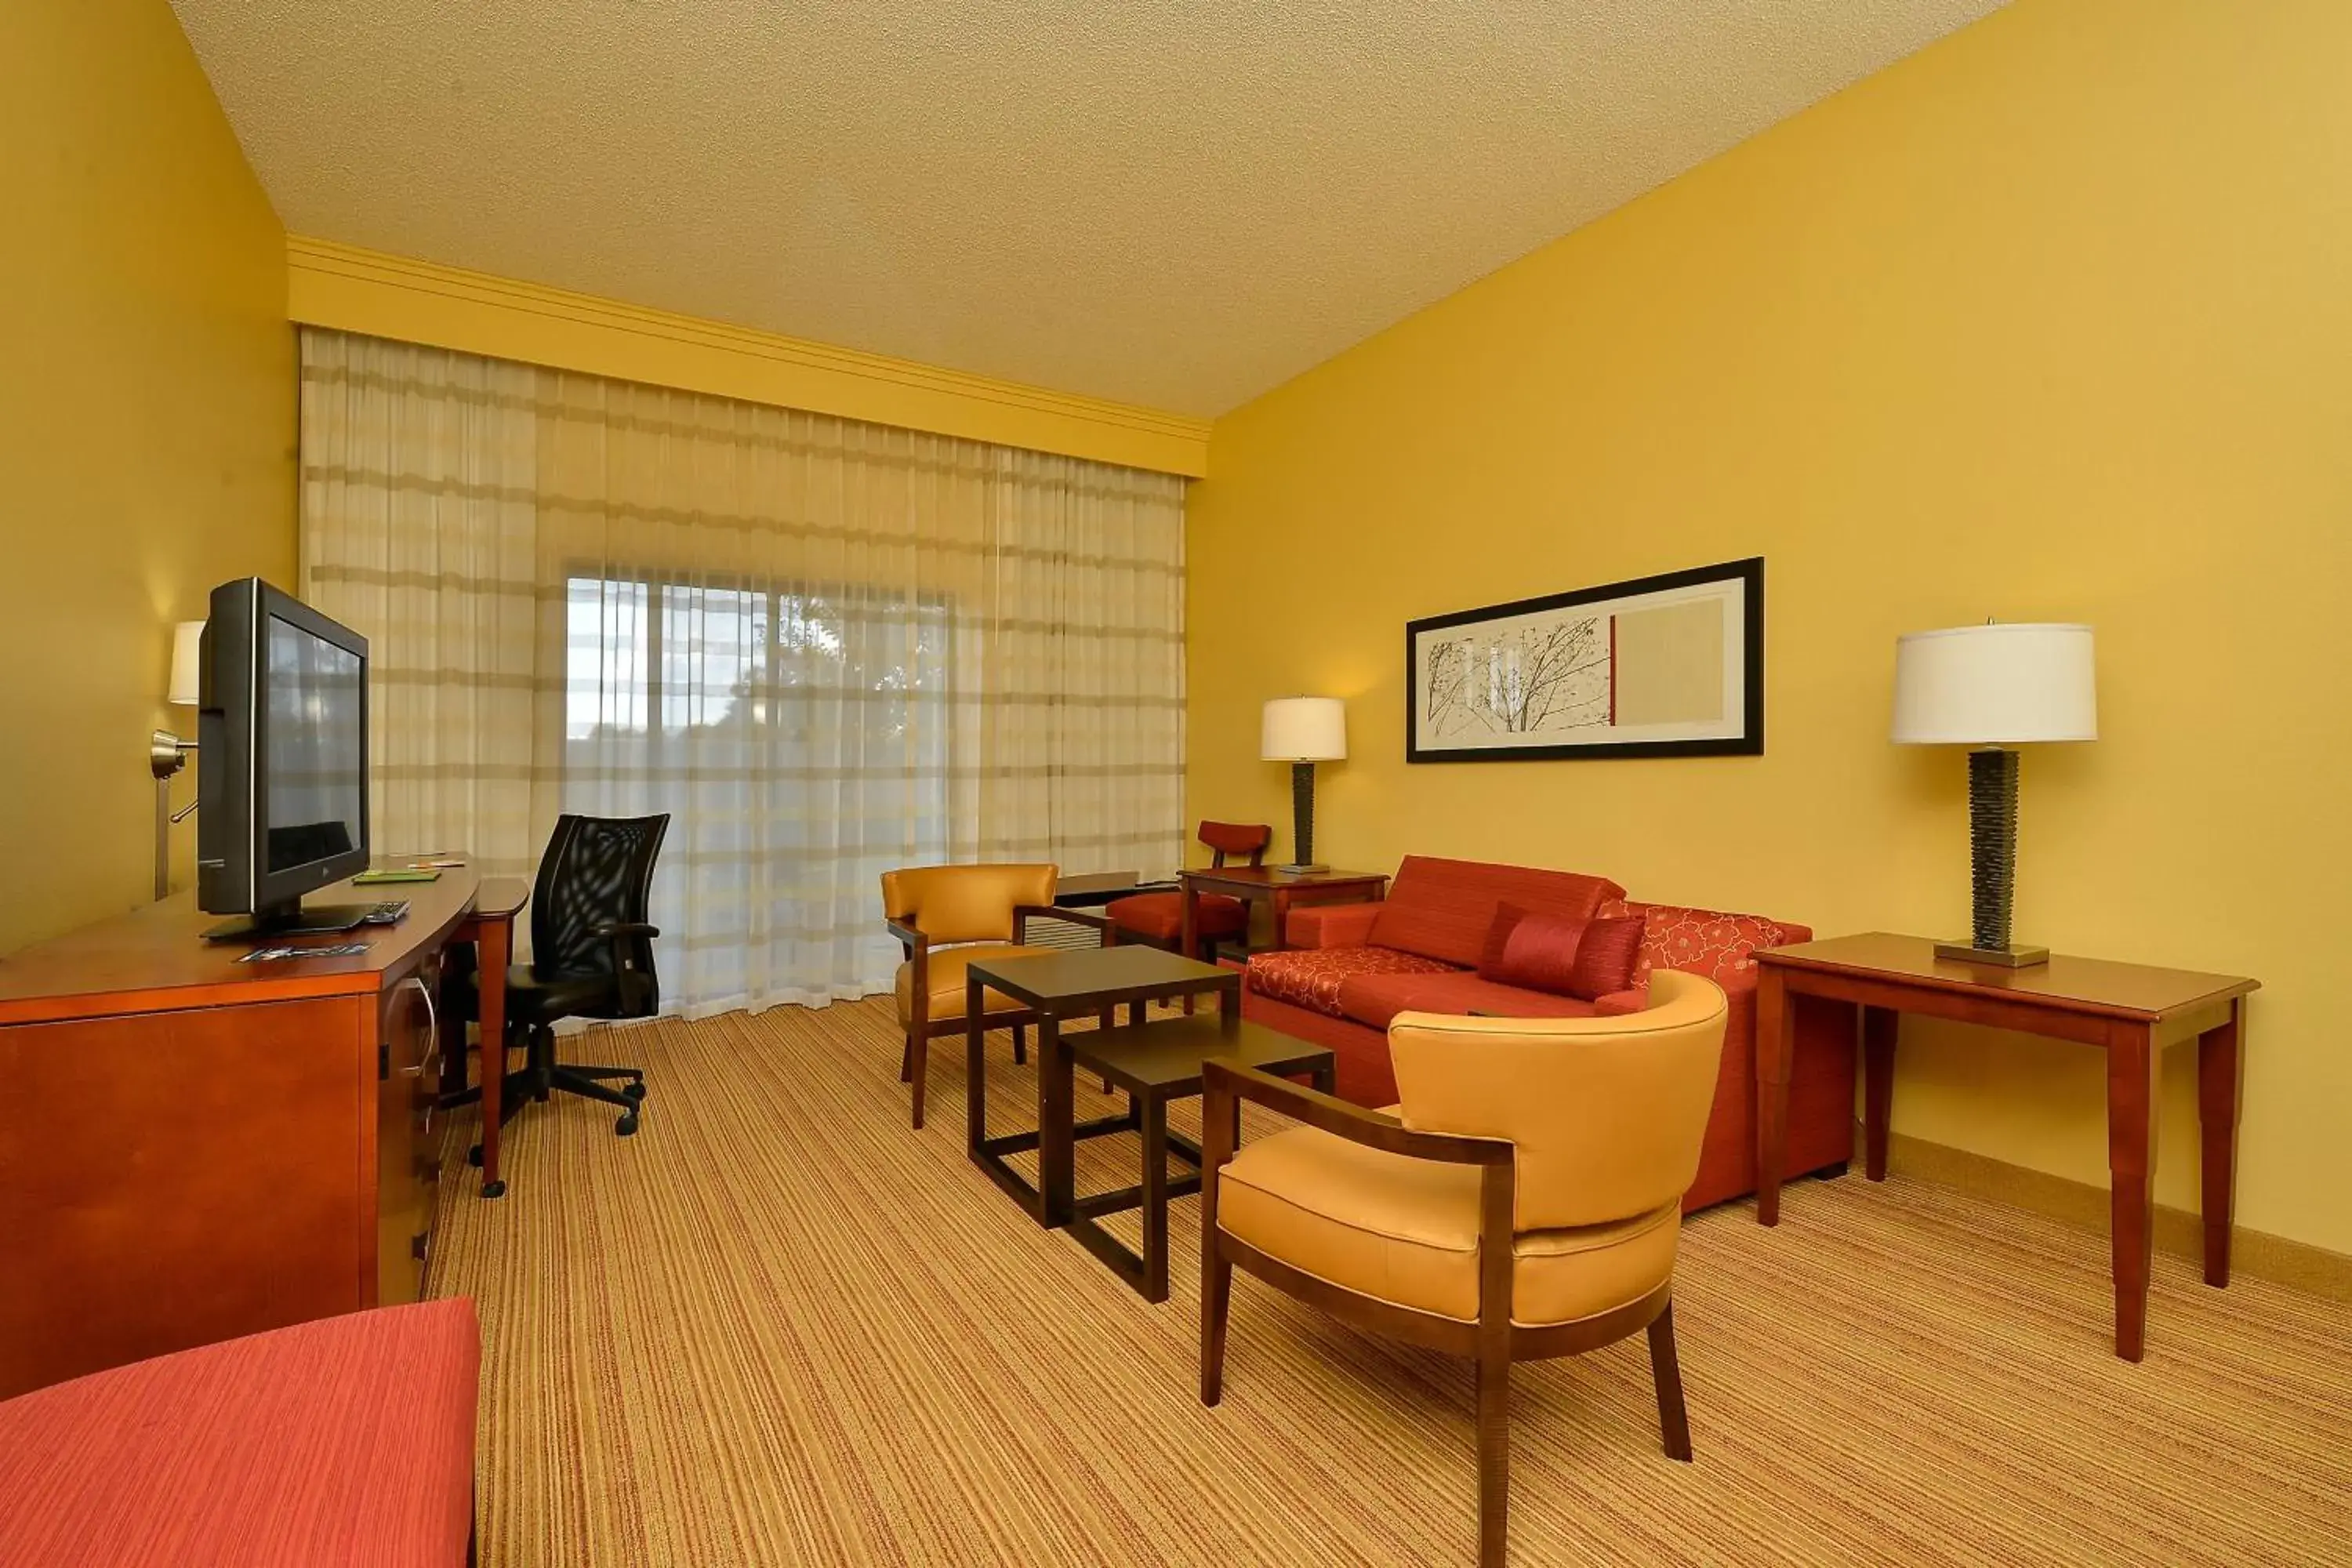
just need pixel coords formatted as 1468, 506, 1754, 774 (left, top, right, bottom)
1404, 557, 1763, 763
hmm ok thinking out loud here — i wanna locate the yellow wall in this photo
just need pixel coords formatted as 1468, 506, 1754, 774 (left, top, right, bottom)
0, 0, 295, 955
1189, 0, 2352, 1252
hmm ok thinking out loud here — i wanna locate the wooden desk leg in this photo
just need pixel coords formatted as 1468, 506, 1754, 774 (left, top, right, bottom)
1140, 1093, 1171, 1303
1038, 1013, 1074, 1227
2198, 1000, 2245, 1288
477, 914, 510, 1200
1862, 1005, 1897, 1182
1755, 967, 1793, 1226
2107, 1022, 2159, 1362
1271, 888, 1293, 952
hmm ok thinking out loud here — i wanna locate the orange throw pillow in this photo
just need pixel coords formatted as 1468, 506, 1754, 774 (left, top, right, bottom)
1479, 904, 1645, 1003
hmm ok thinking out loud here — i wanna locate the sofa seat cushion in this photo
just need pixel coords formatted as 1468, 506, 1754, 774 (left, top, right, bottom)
1218, 1125, 1680, 1325
895, 942, 1055, 1023
1367, 855, 1625, 967
1106, 891, 1246, 943
0, 1298, 479, 1568
1247, 946, 1457, 1018
1335, 968, 1596, 1031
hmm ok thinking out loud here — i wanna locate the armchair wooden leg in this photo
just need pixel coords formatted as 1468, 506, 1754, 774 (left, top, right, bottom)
910, 1029, 928, 1130
1202, 1077, 1236, 1407
1200, 1243, 1231, 1405
1647, 1301, 1693, 1462
1475, 1348, 1510, 1568
899, 1031, 914, 1084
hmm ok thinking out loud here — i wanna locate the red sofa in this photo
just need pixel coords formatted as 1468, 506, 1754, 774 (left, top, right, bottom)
1242, 855, 1856, 1214
0, 1299, 481, 1567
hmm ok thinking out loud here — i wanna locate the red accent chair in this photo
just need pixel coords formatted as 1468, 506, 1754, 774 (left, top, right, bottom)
1106, 821, 1272, 960
0, 1299, 481, 1567
1240, 855, 1857, 1214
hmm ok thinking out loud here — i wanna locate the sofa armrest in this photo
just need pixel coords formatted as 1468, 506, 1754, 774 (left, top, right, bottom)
1285, 901, 1385, 949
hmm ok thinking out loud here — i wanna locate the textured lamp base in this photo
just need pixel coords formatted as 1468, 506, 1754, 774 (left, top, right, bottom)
1276, 761, 1326, 873
1947, 746, 2049, 969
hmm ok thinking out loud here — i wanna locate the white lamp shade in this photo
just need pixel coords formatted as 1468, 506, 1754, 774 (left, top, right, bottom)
1891, 623, 2096, 745
167, 620, 206, 707
1261, 696, 1347, 761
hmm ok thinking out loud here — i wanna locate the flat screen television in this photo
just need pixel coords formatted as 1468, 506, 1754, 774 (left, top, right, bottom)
195, 578, 373, 939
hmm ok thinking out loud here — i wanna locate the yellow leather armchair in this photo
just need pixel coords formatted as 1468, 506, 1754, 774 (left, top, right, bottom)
880, 863, 1107, 1128
1200, 969, 1730, 1567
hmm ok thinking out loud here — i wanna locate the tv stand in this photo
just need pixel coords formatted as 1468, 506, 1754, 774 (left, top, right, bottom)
200, 902, 375, 943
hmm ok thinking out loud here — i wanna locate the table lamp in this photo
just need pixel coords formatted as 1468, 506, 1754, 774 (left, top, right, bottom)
1261, 696, 1345, 873
1892, 622, 2096, 967
150, 619, 205, 898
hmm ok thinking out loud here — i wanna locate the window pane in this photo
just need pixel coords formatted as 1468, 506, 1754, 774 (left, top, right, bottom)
567, 577, 650, 739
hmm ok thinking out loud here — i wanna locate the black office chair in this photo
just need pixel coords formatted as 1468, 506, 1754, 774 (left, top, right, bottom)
442, 813, 669, 1187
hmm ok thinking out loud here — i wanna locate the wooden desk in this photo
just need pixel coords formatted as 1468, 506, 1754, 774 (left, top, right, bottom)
1178, 865, 1388, 958
0, 867, 521, 1396
1755, 933, 2258, 1362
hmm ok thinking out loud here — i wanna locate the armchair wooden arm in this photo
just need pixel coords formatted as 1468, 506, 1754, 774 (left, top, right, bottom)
884, 917, 929, 959
1200, 1060, 1512, 1167
1014, 902, 1115, 946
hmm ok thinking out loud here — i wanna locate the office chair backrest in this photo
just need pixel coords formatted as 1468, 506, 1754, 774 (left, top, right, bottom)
532, 812, 670, 1017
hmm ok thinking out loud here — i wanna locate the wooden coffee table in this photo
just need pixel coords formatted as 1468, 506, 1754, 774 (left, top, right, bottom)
964, 946, 1240, 1225
964, 946, 1332, 1300
1061, 1015, 1334, 1302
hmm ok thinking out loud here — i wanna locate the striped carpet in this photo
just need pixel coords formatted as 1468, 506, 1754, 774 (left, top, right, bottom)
428, 999, 2352, 1566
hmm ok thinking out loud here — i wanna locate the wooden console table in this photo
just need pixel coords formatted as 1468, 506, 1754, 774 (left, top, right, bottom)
0, 868, 523, 1396
1755, 933, 2257, 1362
1178, 865, 1388, 957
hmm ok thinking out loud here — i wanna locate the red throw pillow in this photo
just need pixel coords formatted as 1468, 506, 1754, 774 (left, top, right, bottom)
1479, 904, 1646, 1003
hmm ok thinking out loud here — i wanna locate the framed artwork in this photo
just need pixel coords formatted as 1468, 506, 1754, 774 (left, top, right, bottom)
1405, 557, 1762, 762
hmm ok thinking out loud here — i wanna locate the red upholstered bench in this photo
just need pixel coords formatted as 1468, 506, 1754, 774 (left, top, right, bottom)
0, 1299, 481, 1568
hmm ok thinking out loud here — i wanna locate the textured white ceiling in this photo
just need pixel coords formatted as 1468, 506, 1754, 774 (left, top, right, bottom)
172, 0, 2003, 417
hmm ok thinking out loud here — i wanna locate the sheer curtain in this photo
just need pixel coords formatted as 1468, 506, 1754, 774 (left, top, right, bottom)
300, 328, 1185, 1013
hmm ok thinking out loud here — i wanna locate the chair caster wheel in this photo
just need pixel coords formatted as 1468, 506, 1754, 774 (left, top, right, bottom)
481, 1178, 506, 1199
467, 1143, 484, 1167
616, 1111, 640, 1137
623, 1082, 648, 1102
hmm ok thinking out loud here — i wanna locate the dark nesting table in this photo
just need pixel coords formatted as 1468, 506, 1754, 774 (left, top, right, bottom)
964, 946, 1334, 1301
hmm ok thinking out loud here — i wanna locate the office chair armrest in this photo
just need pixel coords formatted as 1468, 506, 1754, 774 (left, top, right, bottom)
1021, 902, 1114, 946
591, 922, 662, 1014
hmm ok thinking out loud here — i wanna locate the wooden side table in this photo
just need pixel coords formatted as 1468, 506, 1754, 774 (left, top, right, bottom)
1755, 933, 2257, 1362
1178, 865, 1388, 959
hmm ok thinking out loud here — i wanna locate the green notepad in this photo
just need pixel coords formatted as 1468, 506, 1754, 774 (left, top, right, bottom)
353, 868, 442, 884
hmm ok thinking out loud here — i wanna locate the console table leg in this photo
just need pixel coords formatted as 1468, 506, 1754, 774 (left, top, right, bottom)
1755, 967, 1793, 1226
1862, 1005, 1897, 1182
2107, 1022, 2159, 1362
2198, 1000, 2245, 1288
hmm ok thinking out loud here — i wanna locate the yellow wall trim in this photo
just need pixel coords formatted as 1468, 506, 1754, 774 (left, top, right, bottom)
1882, 1131, 2352, 1305
285, 236, 1210, 477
